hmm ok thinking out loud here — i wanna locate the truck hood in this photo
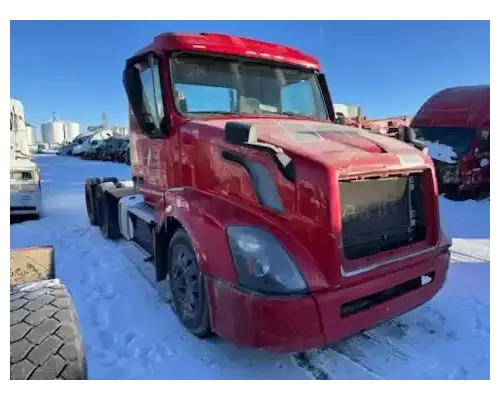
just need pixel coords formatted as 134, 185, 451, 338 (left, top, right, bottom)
196, 118, 430, 174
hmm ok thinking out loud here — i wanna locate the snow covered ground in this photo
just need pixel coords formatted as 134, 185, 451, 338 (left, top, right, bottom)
10, 155, 490, 379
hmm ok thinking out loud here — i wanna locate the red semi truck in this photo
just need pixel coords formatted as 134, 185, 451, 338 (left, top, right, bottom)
411, 85, 490, 198
84, 32, 451, 353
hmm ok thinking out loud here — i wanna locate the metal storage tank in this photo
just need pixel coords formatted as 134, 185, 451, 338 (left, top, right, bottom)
119, 127, 130, 136
26, 124, 38, 145
41, 121, 66, 144
64, 121, 80, 141
333, 103, 361, 119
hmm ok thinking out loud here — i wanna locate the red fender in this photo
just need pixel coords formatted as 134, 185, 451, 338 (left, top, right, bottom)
154, 188, 329, 291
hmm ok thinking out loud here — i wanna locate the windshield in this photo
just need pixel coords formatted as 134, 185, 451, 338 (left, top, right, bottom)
11, 171, 33, 181
413, 126, 477, 156
170, 54, 328, 120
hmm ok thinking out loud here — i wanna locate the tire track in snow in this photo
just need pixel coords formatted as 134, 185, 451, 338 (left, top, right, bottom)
291, 352, 330, 380
450, 249, 489, 263
51, 225, 156, 377
316, 304, 462, 380
449, 238, 490, 263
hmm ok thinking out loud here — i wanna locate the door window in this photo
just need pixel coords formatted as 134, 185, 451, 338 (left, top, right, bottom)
478, 129, 490, 152
137, 56, 165, 134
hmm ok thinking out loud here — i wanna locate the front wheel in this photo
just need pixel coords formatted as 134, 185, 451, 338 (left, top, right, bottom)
167, 229, 212, 338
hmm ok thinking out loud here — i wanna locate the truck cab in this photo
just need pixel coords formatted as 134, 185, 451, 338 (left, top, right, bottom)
73, 129, 113, 158
10, 99, 42, 218
411, 85, 490, 198
86, 32, 451, 352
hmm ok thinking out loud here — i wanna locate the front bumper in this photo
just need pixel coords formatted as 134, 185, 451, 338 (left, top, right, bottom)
206, 249, 449, 353
11, 191, 40, 215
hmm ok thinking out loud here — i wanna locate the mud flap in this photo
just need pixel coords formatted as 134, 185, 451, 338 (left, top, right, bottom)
10, 246, 55, 286
119, 240, 172, 303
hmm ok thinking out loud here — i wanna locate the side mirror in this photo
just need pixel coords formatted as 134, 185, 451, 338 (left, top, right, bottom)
398, 126, 417, 143
160, 115, 171, 136
123, 65, 156, 136
334, 112, 346, 125
224, 121, 258, 145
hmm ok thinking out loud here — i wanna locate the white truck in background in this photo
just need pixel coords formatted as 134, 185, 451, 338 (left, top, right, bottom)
10, 99, 42, 218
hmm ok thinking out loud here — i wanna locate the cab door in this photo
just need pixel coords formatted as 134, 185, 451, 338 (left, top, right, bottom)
126, 53, 171, 206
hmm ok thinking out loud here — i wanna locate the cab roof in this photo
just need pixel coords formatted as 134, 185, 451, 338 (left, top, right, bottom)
134, 32, 321, 70
411, 85, 490, 129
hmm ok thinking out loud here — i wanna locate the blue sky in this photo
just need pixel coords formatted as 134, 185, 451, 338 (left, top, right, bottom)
11, 20, 489, 130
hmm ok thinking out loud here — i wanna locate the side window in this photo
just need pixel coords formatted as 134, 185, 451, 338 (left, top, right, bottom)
174, 83, 237, 113
281, 81, 315, 116
136, 56, 165, 134
478, 129, 490, 152
10, 111, 18, 131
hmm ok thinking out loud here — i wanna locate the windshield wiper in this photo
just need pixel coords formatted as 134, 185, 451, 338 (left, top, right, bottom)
272, 111, 318, 120
190, 111, 242, 116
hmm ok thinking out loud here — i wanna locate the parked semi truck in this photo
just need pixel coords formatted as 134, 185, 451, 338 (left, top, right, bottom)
10, 99, 42, 218
84, 32, 451, 353
411, 85, 490, 198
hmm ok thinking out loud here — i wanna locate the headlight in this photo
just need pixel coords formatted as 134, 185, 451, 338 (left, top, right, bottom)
226, 226, 307, 294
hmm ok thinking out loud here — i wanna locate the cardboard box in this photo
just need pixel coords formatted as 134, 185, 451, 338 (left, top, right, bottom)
10, 246, 55, 286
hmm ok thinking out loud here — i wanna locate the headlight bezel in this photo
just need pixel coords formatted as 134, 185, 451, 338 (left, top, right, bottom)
226, 225, 308, 295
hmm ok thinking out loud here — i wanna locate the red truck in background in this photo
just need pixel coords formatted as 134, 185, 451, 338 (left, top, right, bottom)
361, 116, 412, 137
411, 85, 490, 198
84, 32, 451, 353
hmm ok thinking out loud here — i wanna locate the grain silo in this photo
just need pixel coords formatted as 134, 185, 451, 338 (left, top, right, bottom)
26, 123, 38, 145
63, 121, 80, 141
41, 121, 66, 144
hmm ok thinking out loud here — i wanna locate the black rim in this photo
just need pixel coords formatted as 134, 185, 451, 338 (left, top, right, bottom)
170, 243, 202, 319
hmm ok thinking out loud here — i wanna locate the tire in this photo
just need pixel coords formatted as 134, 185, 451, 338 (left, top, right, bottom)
97, 183, 121, 240
85, 178, 101, 226
167, 228, 212, 338
10, 279, 87, 380
442, 184, 467, 201
101, 177, 119, 185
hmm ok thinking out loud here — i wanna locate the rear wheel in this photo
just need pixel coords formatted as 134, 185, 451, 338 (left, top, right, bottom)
167, 229, 212, 338
96, 182, 121, 240
84, 178, 101, 226
442, 184, 468, 201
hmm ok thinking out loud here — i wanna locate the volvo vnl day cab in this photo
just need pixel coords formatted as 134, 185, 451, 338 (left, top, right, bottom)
411, 85, 490, 198
84, 32, 451, 353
